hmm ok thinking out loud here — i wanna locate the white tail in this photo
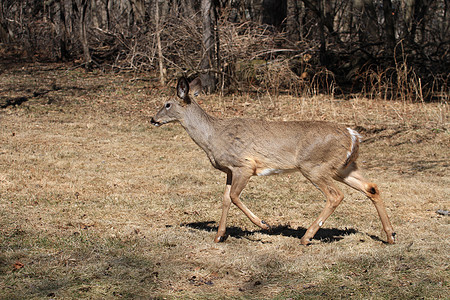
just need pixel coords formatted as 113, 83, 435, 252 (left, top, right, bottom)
151, 77, 396, 245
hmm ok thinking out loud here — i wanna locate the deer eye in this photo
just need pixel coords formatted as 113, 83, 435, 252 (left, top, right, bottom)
165, 103, 171, 109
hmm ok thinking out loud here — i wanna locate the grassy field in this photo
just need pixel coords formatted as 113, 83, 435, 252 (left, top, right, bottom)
0, 63, 448, 299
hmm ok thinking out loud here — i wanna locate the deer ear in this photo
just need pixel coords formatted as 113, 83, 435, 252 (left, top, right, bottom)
189, 77, 202, 97
177, 77, 191, 104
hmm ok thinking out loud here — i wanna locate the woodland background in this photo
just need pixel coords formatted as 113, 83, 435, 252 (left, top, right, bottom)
0, 0, 449, 99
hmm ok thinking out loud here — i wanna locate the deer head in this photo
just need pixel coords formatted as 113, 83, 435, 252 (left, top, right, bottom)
150, 77, 201, 127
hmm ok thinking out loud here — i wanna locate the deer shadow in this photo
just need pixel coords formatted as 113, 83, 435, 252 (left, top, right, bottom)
182, 221, 364, 244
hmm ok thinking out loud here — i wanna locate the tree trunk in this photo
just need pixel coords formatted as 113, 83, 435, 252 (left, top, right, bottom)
318, 0, 327, 65
78, 0, 92, 69
155, 0, 165, 85
58, 0, 70, 60
382, 0, 396, 55
301, 0, 328, 65
286, 0, 301, 41
354, 0, 379, 44
105, 0, 110, 30
0, 0, 11, 43
262, 0, 287, 28
200, 0, 216, 93
408, 0, 430, 44
131, 0, 145, 24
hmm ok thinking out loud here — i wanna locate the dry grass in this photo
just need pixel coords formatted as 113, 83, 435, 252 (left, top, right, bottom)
0, 63, 449, 299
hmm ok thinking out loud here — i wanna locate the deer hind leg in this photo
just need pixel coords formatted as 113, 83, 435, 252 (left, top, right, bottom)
301, 179, 344, 245
214, 168, 270, 243
338, 162, 396, 244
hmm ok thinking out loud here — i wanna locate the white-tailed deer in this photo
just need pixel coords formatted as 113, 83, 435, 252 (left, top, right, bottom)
151, 77, 396, 245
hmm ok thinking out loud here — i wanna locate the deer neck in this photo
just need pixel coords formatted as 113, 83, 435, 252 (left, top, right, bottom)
179, 102, 217, 151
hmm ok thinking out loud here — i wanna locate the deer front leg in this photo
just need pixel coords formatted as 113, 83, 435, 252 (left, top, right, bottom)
214, 174, 232, 243
229, 168, 270, 230
214, 169, 270, 243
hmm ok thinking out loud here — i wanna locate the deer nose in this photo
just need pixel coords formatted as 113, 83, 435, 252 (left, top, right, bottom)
150, 118, 160, 126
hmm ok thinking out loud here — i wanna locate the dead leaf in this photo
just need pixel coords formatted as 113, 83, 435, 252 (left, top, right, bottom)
13, 261, 24, 270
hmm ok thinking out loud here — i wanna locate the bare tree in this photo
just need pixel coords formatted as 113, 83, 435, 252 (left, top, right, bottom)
74, 0, 92, 68
155, 0, 165, 85
57, 0, 70, 60
0, 0, 12, 43
200, 0, 216, 93
382, 0, 395, 54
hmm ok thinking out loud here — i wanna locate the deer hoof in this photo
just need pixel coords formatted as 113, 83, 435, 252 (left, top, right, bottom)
261, 220, 271, 231
214, 235, 228, 243
300, 237, 311, 246
387, 232, 396, 244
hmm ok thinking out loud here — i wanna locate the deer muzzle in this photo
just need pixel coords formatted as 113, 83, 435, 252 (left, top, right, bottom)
150, 118, 161, 127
